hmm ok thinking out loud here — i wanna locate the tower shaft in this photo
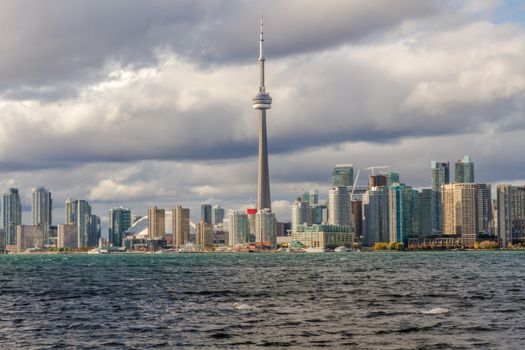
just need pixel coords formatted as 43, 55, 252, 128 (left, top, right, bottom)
258, 110, 271, 211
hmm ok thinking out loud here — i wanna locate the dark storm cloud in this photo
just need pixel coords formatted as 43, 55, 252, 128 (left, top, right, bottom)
0, 0, 438, 100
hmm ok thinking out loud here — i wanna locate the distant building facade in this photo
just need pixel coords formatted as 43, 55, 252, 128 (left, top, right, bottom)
173, 206, 190, 248
2, 188, 22, 246
497, 185, 525, 247
109, 207, 131, 247
332, 164, 353, 187
455, 155, 474, 183
431, 161, 450, 234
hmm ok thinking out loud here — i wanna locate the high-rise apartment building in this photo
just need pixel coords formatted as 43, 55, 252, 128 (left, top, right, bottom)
431, 161, 450, 234
255, 208, 276, 245
497, 185, 525, 247
291, 196, 311, 233
455, 155, 474, 183
418, 189, 432, 237
388, 183, 418, 245
148, 207, 165, 240
89, 215, 101, 247
200, 204, 212, 224
476, 184, 492, 235
362, 187, 389, 245
332, 164, 353, 187
442, 183, 478, 245
31, 187, 52, 243
228, 210, 249, 246
108, 207, 131, 247
64, 198, 92, 247
173, 206, 190, 248
328, 186, 351, 228
211, 205, 225, 225
196, 220, 214, 248
2, 188, 22, 246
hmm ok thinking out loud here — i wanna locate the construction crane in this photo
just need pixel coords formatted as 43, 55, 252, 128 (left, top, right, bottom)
350, 168, 360, 202
365, 166, 390, 175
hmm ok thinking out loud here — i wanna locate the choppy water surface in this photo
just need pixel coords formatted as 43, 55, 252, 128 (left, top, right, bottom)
0, 252, 524, 349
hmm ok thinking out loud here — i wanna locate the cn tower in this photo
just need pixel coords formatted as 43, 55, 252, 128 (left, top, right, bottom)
252, 17, 272, 211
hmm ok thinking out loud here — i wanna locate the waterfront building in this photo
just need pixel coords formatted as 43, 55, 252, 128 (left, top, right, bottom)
455, 155, 474, 183
2, 188, 22, 246
196, 220, 214, 248
201, 204, 212, 224
255, 208, 276, 245
89, 215, 101, 247
291, 196, 310, 233
57, 224, 78, 249
476, 184, 492, 235
108, 207, 131, 247
16, 225, 45, 252
147, 207, 165, 240
497, 185, 525, 246
431, 161, 450, 234
418, 189, 432, 237
173, 206, 190, 248
351, 200, 363, 238
292, 224, 354, 249
246, 208, 257, 241
252, 18, 272, 211
388, 183, 418, 245
332, 164, 353, 187
442, 183, 478, 245
362, 186, 389, 245
31, 187, 52, 244
211, 205, 225, 225
64, 198, 92, 248
228, 210, 249, 246
328, 186, 351, 228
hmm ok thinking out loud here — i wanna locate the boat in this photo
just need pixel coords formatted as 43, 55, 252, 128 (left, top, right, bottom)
305, 247, 325, 253
87, 248, 110, 254
334, 246, 348, 252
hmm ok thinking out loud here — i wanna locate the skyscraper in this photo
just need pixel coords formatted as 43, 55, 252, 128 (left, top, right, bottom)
2, 188, 22, 246
65, 198, 77, 224
431, 161, 450, 234
332, 165, 353, 187
418, 189, 432, 237
455, 155, 475, 183
108, 207, 131, 247
148, 207, 165, 240
255, 208, 276, 245
211, 205, 225, 225
252, 17, 272, 211
228, 210, 249, 246
497, 185, 525, 247
291, 196, 310, 233
173, 205, 190, 248
441, 183, 478, 245
76, 200, 92, 248
388, 183, 418, 245
196, 220, 213, 249
200, 204, 212, 224
362, 187, 389, 245
328, 186, 351, 228
31, 187, 52, 243
89, 215, 101, 247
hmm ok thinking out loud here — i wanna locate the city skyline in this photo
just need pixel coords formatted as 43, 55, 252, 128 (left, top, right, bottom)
0, 1, 525, 229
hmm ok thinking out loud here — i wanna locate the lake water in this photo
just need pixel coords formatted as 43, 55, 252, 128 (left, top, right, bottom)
0, 251, 524, 349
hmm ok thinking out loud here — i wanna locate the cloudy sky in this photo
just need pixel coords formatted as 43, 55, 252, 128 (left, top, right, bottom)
1, 0, 525, 230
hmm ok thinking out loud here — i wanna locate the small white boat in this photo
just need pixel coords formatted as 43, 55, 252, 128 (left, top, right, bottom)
305, 247, 325, 253
334, 246, 348, 252
87, 248, 110, 254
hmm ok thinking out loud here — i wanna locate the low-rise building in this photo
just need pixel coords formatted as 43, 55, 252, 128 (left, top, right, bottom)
57, 224, 78, 249
16, 225, 45, 252
291, 224, 354, 249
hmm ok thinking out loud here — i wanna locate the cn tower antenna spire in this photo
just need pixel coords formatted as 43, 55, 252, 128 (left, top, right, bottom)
259, 16, 265, 92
